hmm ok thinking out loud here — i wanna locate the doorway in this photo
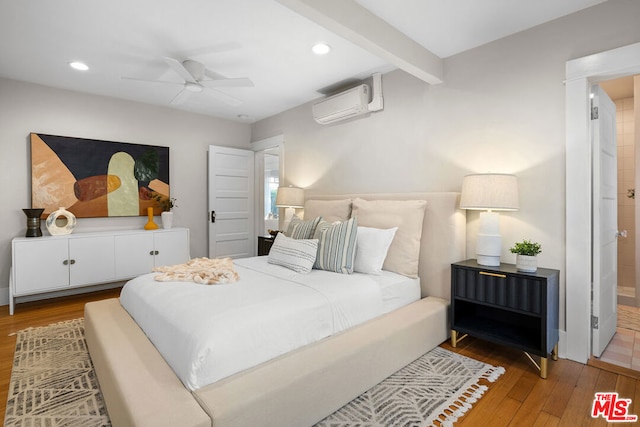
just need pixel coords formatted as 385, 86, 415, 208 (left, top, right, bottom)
596, 75, 640, 370
565, 41, 640, 364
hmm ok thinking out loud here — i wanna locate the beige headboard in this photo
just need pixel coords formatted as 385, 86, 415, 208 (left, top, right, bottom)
304, 192, 466, 301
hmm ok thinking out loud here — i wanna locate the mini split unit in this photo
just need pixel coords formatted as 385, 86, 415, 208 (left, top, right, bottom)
312, 73, 383, 125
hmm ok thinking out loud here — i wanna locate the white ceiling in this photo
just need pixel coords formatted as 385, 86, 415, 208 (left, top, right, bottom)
0, 0, 605, 122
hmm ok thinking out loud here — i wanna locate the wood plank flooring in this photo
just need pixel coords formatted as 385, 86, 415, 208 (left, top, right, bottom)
2, 290, 640, 426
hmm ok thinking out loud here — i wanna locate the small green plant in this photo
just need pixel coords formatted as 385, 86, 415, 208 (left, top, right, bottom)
509, 240, 542, 256
154, 195, 177, 212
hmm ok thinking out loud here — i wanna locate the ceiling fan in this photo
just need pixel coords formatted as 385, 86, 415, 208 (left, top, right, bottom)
123, 57, 254, 106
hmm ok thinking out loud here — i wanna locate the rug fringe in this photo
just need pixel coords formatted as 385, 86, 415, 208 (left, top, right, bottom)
431, 365, 505, 427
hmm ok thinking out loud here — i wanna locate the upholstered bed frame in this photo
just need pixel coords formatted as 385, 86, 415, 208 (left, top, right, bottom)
85, 192, 466, 427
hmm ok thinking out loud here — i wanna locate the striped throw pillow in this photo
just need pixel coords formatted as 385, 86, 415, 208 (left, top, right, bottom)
268, 233, 318, 273
289, 216, 322, 239
313, 217, 358, 274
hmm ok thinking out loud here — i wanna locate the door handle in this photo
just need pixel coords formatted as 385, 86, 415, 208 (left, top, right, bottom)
211, 211, 216, 223
616, 230, 628, 238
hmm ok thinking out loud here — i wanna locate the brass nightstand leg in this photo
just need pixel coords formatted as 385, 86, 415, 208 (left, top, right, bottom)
451, 330, 457, 347
524, 352, 549, 379
552, 343, 558, 361
540, 357, 548, 379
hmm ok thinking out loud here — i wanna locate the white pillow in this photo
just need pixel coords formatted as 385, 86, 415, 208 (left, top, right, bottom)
354, 226, 398, 274
267, 233, 318, 273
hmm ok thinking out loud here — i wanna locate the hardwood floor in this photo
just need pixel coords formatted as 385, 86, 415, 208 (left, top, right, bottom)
1, 291, 640, 426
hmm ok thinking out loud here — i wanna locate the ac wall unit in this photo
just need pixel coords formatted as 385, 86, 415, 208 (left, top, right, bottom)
312, 84, 370, 125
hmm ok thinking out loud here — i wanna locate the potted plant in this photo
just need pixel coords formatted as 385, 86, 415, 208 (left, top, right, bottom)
509, 239, 541, 272
155, 196, 177, 229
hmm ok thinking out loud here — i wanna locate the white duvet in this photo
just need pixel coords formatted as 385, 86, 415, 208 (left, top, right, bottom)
120, 257, 391, 391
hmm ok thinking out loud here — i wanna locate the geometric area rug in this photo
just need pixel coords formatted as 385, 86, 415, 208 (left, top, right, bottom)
313, 346, 504, 427
4, 319, 504, 427
4, 319, 110, 427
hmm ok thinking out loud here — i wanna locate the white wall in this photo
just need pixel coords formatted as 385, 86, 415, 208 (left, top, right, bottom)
0, 78, 251, 304
252, 0, 640, 335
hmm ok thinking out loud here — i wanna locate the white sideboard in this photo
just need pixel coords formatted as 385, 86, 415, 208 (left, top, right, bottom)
10, 227, 190, 315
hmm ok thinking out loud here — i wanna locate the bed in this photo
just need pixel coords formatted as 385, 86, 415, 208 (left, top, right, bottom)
85, 192, 466, 427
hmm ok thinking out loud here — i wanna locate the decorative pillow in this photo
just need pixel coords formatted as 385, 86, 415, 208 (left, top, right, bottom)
267, 233, 318, 274
354, 226, 398, 275
313, 217, 358, 274
304, 199, 352, 223
286, 216, 322, 239
351, 198, 427, 278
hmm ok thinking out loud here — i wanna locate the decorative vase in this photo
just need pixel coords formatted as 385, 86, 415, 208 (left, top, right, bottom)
45, 207, 77, 235
161, 211, 174, 229
144, 207, 158, 230
516, 254, 537, 273
22, 208, 44, 237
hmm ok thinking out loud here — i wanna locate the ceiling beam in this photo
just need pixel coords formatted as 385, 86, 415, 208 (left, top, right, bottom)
276, 0, 443, 84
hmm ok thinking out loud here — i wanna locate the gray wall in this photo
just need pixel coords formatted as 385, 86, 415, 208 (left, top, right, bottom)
252, 0, 640, 332
0, 78, 251, 305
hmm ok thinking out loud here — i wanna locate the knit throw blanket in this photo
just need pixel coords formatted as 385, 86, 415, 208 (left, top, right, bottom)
153, 257, 239, 284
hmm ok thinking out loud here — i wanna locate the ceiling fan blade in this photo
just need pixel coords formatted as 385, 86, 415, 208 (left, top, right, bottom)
169, 88, 192, 105
121, 76, 184, 86
203, 87, 243, 106
163, 57, 197, 83
201, 77, 254, 88
203, 69, 254, 87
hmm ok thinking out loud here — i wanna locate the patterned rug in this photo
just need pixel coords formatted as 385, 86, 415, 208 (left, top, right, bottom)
314, 347, 504, 427
4, 319, 504, 427
4, 319, 109, 427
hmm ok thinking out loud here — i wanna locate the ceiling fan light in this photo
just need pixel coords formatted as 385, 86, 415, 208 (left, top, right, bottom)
312, 43, 331, 55
69, 61, 89, 71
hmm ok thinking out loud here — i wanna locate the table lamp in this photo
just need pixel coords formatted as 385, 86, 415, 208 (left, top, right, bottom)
460, 173, 519, 266
275, 186, 304, 230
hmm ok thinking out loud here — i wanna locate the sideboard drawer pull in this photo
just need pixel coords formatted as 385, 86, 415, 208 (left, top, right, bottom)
479, 271, 507, 278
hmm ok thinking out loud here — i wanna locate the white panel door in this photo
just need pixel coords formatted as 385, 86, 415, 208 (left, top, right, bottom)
592, 84, 618, 357
208, 146, 255, 258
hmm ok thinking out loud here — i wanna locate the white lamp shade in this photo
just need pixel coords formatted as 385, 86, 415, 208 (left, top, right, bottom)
275, 186, 304, 208
459, 174, 519, 211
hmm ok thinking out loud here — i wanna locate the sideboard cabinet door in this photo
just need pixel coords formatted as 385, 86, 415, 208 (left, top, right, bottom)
12, 239, 69, 294
69, 235, 116, 286
114, 233, 155, 279
153, 229, 190, 267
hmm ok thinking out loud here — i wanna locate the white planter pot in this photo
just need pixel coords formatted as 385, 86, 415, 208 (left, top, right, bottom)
516, 254, 537, 273
161, 211, 174, 229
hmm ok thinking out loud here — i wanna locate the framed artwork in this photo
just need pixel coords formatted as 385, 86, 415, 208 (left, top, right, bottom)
30, 133, 170, 218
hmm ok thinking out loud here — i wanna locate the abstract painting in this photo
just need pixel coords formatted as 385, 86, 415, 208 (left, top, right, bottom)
30, 133, 170, 218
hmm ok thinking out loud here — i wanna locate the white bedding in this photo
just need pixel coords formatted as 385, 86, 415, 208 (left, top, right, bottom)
119, 256, 419, 391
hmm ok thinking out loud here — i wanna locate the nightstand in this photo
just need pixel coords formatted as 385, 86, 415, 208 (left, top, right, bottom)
257, 235, 276, 256
450, 259, 559, 378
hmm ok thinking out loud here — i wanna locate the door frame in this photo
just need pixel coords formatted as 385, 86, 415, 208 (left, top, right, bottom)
566, 41, 640, 363
251, 135, 285, 236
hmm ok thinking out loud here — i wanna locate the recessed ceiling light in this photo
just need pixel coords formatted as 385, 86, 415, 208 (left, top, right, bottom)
311, 43, 331, 55
69, 61, 89, 71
